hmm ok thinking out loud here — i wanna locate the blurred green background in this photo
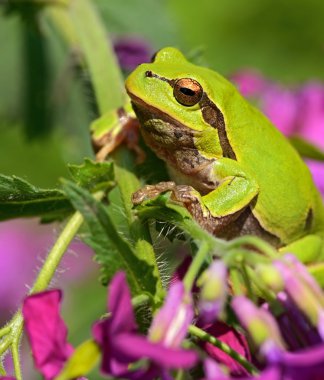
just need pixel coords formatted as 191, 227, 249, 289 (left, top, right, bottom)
1, 0, 324, 377
1, 0, 324, 186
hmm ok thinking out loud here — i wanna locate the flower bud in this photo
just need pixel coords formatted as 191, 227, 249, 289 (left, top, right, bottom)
197, 261, 228, 324
274, 254, 324, 338
149, 281, 193, 348
256, 264, 284, 293
232, 296, 285, 356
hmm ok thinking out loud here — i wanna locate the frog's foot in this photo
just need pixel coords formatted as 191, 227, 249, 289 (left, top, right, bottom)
170, 185, 240, 235
93, 110, 145, 163
132, 182, 239, 236
132, 181, 177, 204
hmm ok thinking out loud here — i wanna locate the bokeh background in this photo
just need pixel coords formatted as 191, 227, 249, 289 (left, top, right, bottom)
1, 0, 324, 377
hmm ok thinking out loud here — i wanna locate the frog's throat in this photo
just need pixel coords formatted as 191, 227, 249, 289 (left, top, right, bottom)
127, 71, 236, 160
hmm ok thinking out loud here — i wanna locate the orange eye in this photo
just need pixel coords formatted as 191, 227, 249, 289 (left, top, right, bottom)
173, 78, 203, 106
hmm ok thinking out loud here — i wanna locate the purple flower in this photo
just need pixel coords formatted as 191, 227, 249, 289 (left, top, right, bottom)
197, 261, 228, 324
149, 281, 194, 348
232, 296, 285, 356
113, 37, 152, 71
93, 272, 198, 379
274, 254, 324, 338
22, 290, 74, 380
199, 322, 251, 377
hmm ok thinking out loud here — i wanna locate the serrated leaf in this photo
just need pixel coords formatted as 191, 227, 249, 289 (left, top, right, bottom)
68, 158, 115, 192
290, 136, 324, 161
54, 339, 100, 380
62, 179, 161, 296
0, 174, 72, 221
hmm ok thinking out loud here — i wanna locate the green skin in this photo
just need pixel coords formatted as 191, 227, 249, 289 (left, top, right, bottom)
125, 47, 324, 262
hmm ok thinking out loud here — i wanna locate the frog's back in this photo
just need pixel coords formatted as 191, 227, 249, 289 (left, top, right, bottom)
223, 91, 324, 243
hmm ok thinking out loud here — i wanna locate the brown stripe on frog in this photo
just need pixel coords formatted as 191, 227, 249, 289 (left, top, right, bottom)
305, 208, 313, 231
198, 93, 236, 160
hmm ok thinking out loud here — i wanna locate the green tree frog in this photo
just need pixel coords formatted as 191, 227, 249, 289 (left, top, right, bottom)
92, 47, 324, 262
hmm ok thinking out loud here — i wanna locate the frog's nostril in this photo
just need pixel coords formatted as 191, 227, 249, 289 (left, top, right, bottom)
145, 70, 153, 78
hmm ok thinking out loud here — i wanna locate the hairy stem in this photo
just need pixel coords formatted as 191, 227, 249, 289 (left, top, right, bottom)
183, 241, 210, 291
189, 324, 259, 376
31, 211, 83, 292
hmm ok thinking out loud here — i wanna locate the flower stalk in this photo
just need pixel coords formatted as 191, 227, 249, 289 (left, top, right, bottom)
189, 325, 259, 376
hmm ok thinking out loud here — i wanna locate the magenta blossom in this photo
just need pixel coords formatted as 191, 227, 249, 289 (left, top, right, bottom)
197, 261, 228, 324
199, 322, 251, 377
93, 272, 197, 379
22, 290, 74, 380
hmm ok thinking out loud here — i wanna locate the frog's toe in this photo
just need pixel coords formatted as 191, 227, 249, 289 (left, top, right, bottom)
132, 181, 176, 204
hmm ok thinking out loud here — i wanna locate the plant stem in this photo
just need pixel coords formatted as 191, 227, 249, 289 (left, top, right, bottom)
183, 241, 210, 291
31, 211, 83, 293
69, 0, 125, 113
228, 235, 277, 259
189, 325, 259, 376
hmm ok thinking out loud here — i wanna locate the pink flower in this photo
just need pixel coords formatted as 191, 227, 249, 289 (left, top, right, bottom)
93, 272, 198, 379
199, 322, 251, 377
22, 290, 74, 380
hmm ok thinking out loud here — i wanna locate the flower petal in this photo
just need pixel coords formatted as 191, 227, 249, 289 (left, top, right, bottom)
199, 322, 251, 376
115, 333, 198, 369
107, 272, 137, 334
22, 290, 73, 380
149, 281, 193, 348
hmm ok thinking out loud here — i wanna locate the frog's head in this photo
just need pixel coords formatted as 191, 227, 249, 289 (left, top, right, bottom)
126, 47, 236, 160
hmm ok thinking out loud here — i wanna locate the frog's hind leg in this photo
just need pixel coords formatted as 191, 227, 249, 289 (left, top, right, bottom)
279, 234, 324, 264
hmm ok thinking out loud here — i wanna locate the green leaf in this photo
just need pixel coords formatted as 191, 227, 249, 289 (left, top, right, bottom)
111, 148, 165, 302
68, 158, 115, 192
289, 136, 324, 161
54, 339, 100, 380
0, 174, 72, 221
62, 179, 162, 297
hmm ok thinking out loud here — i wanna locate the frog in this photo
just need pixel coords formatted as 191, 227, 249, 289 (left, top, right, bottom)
121, 47, 324, 262
92, 47, 324, 262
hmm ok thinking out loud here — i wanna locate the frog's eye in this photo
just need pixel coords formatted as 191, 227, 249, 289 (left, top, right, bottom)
173, 78, 203, 106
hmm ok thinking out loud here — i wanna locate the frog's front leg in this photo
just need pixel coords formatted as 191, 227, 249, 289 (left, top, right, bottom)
133, 158, 259, 236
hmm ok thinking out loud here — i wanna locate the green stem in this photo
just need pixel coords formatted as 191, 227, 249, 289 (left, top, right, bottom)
0, 326, 10, 339
189, 325, 259, 376
69, 0, 125, 113
12, 342, 22, 380
183, 241, 210, 291
31, 211, 83, 292
228, 235, 277, 259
